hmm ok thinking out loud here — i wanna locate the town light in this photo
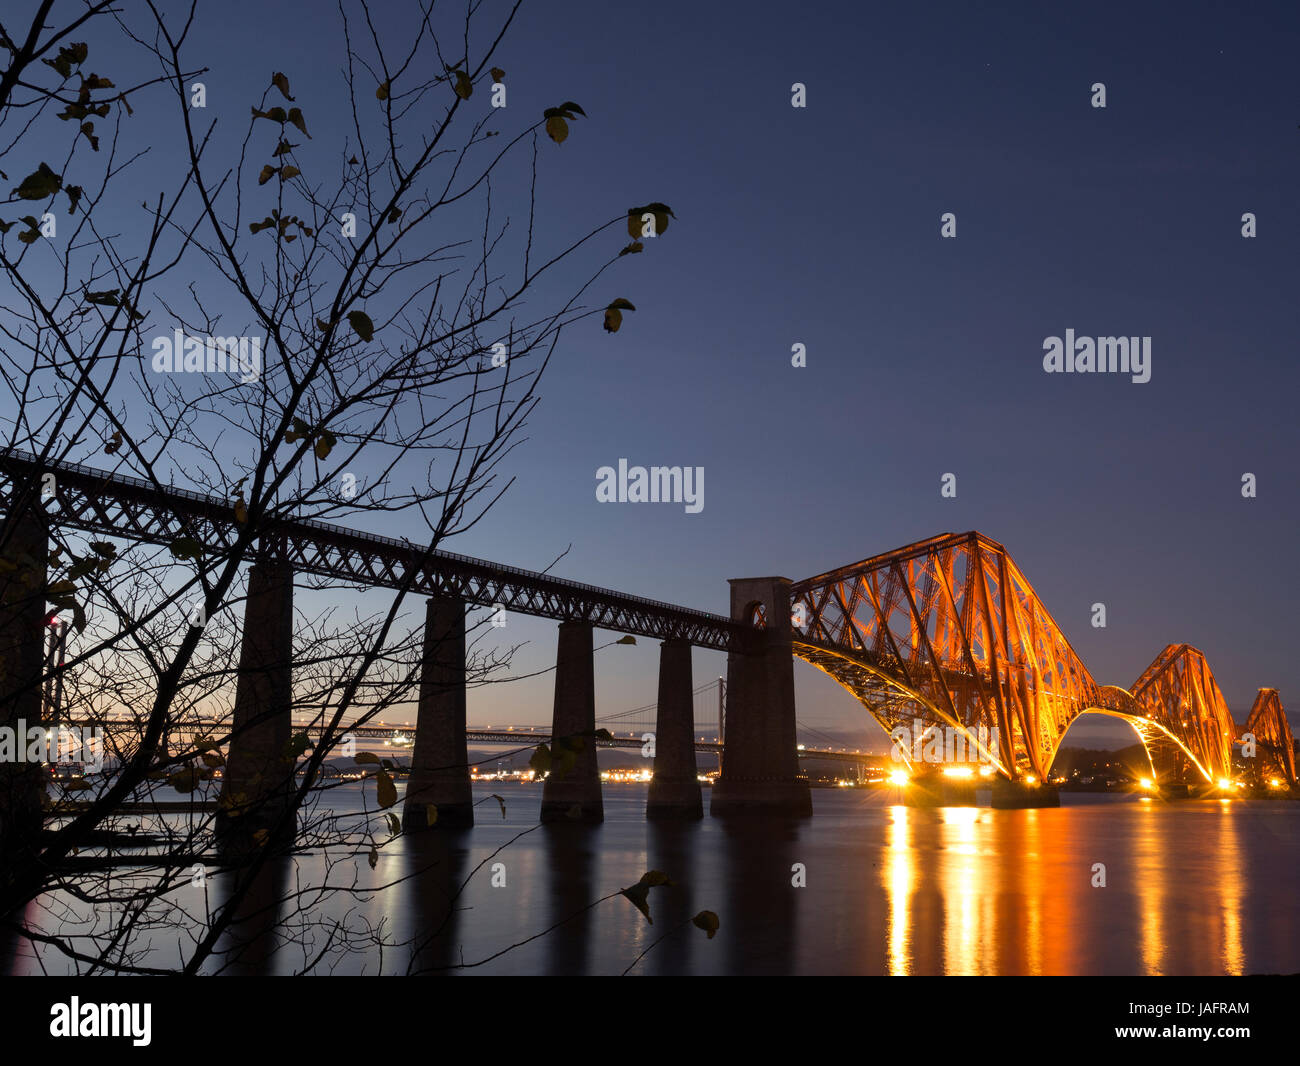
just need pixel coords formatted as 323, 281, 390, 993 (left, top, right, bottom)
1217, 778, 1232, 791
1139, 777, 1153, 790
888, 771, 908, 786
941, 766, 974, 778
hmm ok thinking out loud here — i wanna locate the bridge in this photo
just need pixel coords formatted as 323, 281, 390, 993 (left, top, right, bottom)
1, 452, 1294, 852
62, 718, 872, 765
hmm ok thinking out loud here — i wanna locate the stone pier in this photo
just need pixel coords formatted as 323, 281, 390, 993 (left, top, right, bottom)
0, 497, 48, 868
903, 768, 980, 807
216, 560, 296, 854
402, 597, 473, 830
540, 620, 603, 823
710, 577, 812, 817
646, 638, 702, 820
991, 776, 1060, 809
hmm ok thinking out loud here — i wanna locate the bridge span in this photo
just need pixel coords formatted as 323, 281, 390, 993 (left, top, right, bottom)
1, 450, 1294, 852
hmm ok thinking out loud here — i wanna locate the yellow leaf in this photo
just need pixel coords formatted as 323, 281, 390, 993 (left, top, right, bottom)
603, 298, 636, 334
639, 869, 673, 887
271, 72, 294, 101
426, 804, 438, 827
258, 165, 276, 185
692, 910, 720, 939
354, 751, 379, 765
166, 767, 200, 792
620, 881, 653, 923
367, 846, 378, 868
453, 70, 473, 100
544, 115, 568, 144
376, 80, 390, 101
490, 67, 505, 83
376, 769, 397, 809
347, 310, 374, 342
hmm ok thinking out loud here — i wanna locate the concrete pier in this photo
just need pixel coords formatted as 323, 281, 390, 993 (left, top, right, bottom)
540, 620, 603, 823
903, 770, 980, 807
992, 776, 1060, 809
402, 597, 473, 830
216, 560, 296, 853
646, 638, 702, 820
710, 577, 812, 817
0, 499, 48, 867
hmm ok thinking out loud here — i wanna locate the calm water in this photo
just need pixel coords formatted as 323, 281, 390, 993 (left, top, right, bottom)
12, 783, 1300, 975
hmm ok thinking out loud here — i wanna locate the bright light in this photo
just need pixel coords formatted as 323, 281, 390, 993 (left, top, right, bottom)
978, 765, 996, 778
1023, 774, 1037, 786
1217, 778, 1232, 790
941, 766, 974, 778
796, 744, 805, 751
1269, 778, 1283, 788
888, 771, 908, 786
1139, 777, 1153, 789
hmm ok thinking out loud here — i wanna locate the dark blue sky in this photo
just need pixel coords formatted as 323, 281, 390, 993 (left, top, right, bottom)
15, 0, 1299, 747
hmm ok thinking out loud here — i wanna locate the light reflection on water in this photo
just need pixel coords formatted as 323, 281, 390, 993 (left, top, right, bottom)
8, 783, 1299, 975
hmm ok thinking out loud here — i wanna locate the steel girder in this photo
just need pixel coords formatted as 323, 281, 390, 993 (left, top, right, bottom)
0, 449, 747, 651
1130, 644, 1236, 784
789, 532, 1112, 778
1243, 688, 1296, 786
789, 531, 1276, 786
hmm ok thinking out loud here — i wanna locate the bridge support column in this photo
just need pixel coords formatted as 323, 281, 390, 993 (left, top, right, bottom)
903, 768, 979, 807
402, 597, 472, 830
0, 497, 48, 871
216, 560, 295, 855
647, 638, 702, 820
991, 776, 1060, 809
710, 577, 812, 817
540, 620, 603, 823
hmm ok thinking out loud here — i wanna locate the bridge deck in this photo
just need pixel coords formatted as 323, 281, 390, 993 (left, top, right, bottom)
0, 448, 750, 651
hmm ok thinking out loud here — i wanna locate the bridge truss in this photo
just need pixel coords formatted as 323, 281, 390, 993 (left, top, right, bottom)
788, 531, 1277, 785
1244, 688, 1296, 786
0, 449, 747, 651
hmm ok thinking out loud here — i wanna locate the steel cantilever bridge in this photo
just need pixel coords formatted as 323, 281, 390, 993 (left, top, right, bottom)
788, 532, 1293, 787
2, 451, 1294, 794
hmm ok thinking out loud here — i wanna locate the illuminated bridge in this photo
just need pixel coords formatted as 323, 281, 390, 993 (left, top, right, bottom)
786, 532, 1290, 793
1, 448, 1294, 841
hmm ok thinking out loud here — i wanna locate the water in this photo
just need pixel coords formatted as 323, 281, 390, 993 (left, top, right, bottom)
11, 783, 1300, 975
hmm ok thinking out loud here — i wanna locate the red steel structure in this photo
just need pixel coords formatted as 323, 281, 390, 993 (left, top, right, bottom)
1244, 688, 1297, 786
789, 531, 1283, 786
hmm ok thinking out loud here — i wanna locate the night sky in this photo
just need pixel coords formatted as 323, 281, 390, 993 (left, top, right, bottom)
15, 1, 1299, 748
